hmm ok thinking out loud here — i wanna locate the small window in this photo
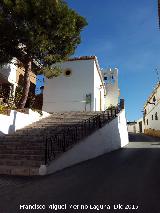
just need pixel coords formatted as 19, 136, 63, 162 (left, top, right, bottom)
144, 109, 147, 115
147, 119, 148, 125
155, 112, 158, 120
153, 96, 156, 102
152, 115, 153, 120
64, 69, 72, 77
144, 119, 145, 124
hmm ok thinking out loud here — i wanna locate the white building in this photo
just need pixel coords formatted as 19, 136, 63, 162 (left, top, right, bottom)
127, 121, 137, 133
0, 60, 18, 99
127, 117, 145, 134
43, 56, 120, 112
0, 59, 36, 105
143, 82, 160, 137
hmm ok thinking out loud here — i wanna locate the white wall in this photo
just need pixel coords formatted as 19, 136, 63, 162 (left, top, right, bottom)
0, 110, 50, 135
39, 109, 129, 175
0, 59, 17, 87
135, 117, 144, 133
127, 124, 136, 133
144, 103, 160, 130
43, 60, 94, 112
43, 59, 105, 112
93, 61, 105, 111
144, 85, 160, 131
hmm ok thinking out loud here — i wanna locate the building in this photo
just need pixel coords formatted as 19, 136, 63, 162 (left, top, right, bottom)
43, 56, 120, 112
0, 59, 36, 106
103, 68, 119, 108
143, 82, 160, 137
127, 121, 137, 133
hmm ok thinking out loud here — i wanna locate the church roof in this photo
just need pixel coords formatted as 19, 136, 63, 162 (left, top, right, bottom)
67, 56, 96, 61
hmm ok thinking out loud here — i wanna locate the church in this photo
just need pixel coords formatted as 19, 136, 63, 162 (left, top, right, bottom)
42, 56, 119, 112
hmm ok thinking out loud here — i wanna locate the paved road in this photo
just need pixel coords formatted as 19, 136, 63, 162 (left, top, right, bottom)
0, 133, 160, 213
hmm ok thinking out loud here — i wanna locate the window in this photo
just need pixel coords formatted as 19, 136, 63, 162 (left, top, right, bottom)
153, 96, 156, 102
143, 119, 145, 124
155, 112, 158, 120
152, 115, 153, 120
147, 119, 148, 125
64, 69, 72, 77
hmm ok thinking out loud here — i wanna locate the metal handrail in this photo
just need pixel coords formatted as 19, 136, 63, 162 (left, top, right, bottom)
44, 106, 121, 164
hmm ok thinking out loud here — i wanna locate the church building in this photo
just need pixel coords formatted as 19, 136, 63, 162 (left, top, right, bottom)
43, 56, 119, 112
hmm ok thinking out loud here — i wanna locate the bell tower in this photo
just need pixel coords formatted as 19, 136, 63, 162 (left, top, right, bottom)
103, 68, 119, 108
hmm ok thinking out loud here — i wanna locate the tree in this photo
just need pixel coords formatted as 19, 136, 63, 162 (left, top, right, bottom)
0, 0, 87, 108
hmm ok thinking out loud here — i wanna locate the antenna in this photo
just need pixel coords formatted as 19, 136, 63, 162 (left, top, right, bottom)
155, 68, 160, 83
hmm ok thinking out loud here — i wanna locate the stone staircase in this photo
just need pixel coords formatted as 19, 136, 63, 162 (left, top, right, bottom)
0, 110, 118, 176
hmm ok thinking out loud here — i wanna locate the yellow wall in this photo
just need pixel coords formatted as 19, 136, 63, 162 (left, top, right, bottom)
16, 67, 36, 85
144, 129, 160, 138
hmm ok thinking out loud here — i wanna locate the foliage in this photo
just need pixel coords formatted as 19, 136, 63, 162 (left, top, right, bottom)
107, 105, 116, 110
0, 0, 87, 108
0, 104, 6, 113
0, 84, 35, 113
0, 0, 87, 70
14, 85, 36, 108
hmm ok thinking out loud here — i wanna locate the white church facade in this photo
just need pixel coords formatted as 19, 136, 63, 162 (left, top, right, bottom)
43, 56, 119, 112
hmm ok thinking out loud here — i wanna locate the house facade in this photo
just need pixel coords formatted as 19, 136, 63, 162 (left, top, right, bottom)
143, 82, 160, 137
127, 117, 145, 134
43, 56, 120, 113
0, 59, 36, 105
127, 121, 137, 133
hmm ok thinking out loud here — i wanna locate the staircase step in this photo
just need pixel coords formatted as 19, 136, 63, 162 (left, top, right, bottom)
0, 159, 42, 167
0, 154, 44, 161
0, 165, 39, 175
0, 149, 44, 155
0, 111, 117, 176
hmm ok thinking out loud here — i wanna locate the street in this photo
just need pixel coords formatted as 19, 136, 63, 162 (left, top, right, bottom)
0, 133, 160, 212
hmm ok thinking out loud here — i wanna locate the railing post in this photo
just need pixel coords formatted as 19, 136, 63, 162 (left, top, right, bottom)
103, 113, 105, 124
45, 136, 48, 165
107, 110, 110, 120
84, 120, 87, 135
89, 118, 91, 133
99, 115, 102, 128
75, 126, 78, 141
62, 132, 66, 152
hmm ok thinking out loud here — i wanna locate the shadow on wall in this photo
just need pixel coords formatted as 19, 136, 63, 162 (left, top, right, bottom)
8, 111, 17, 134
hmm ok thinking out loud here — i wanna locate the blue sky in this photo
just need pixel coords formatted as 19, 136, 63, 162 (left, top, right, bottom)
36, 0, 160, 121
64, 0, 160, 121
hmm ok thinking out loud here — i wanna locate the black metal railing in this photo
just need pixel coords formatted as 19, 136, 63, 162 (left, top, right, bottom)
44, 106, 121, 164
